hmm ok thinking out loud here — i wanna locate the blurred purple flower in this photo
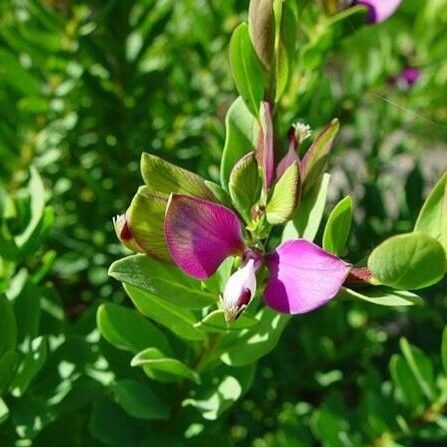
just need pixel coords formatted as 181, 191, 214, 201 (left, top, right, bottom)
400, 67, 421, 86
355, 0, 402, 23
164, 194, 351, 320
389, 66, 421, 89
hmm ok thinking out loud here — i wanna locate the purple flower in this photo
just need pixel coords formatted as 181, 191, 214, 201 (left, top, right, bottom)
400, 67, 421, 86
164, 194, 351, 320
389, 66, 421, 89
355, 0, 402, 23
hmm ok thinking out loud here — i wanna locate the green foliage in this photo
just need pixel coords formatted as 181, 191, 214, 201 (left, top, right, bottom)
229, 23, 267, 116
368, 232, 446, 290
220, 97, 259, 189
323, 195, 353, 255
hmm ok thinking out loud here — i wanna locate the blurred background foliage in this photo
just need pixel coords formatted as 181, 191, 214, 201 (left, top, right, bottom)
0, 0, 446, 445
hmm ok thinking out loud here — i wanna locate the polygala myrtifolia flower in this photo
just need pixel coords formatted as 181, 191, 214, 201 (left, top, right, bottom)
353, 0, 403, 23
115, 102, 352, 322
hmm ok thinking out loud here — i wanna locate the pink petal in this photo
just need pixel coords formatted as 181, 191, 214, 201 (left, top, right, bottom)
164, 195, 245, 280
264, 240, 351, 314
356, 0, 402, 23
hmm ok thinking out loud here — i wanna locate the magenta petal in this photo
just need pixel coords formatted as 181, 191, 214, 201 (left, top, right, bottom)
264, 240, 351, 314
164, 195, 245, 280
357, 0, 402, 23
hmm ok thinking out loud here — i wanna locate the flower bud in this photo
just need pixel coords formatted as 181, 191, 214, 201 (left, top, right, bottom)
112, 214, 143, 253
221, 259, 257, 322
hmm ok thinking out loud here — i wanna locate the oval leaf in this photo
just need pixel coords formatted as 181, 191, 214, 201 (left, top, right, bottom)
322, 195, 353, 255
111, 379, 169, 421
97, 303, 171, 355
229, 23, 267, 117
108, 254, 216, 309
220, 97, 259, 189
123, 284, 205, 342
368, 232, 446, 290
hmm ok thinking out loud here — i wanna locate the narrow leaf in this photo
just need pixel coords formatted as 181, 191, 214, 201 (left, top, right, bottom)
131, 348, 200, 384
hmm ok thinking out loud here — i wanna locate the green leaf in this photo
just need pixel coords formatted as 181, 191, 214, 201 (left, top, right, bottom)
15, 167, 45, 248
282, 173, 330, 242
194, 310, 259, 333
10, 336, 47, 397
229, 23, 267, 116
140, 153, 215, 201
123, 284, 205, 342
220, 97, 259, 189
111, 379, 169, 421
248, 0, 274, 69
126, 186, 170, 261
274, 0, 298, 101
17, 207, 55, 259
301, 120, 339, 194
311, 407, 349, 447
414, 172, 447, 253
0, 351, 19, 395
131, 348, 200, 384
109, 254, 215, 309
399, 338, 437, 401
183, 363, 255, 420
390, 354, 425, 411
266, 161, 300, 225
0, 398, 8, 424
442, 326, 447, 375
220, 308, 290, 367
0, 295, 17, 357
97, 303, 171, 355
323, 196, 353, 255
89, 397, 144, 447
367, 232, 446, 290
229, 152, 261, 222
341, 287, 423, 307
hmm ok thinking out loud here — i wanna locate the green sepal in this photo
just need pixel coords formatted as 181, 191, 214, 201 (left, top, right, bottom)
266, 161, 300, 225
140, 153, 215, 201
125, 186, 171, 262
301, 119, 339, 195
229, 152, 262, 222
